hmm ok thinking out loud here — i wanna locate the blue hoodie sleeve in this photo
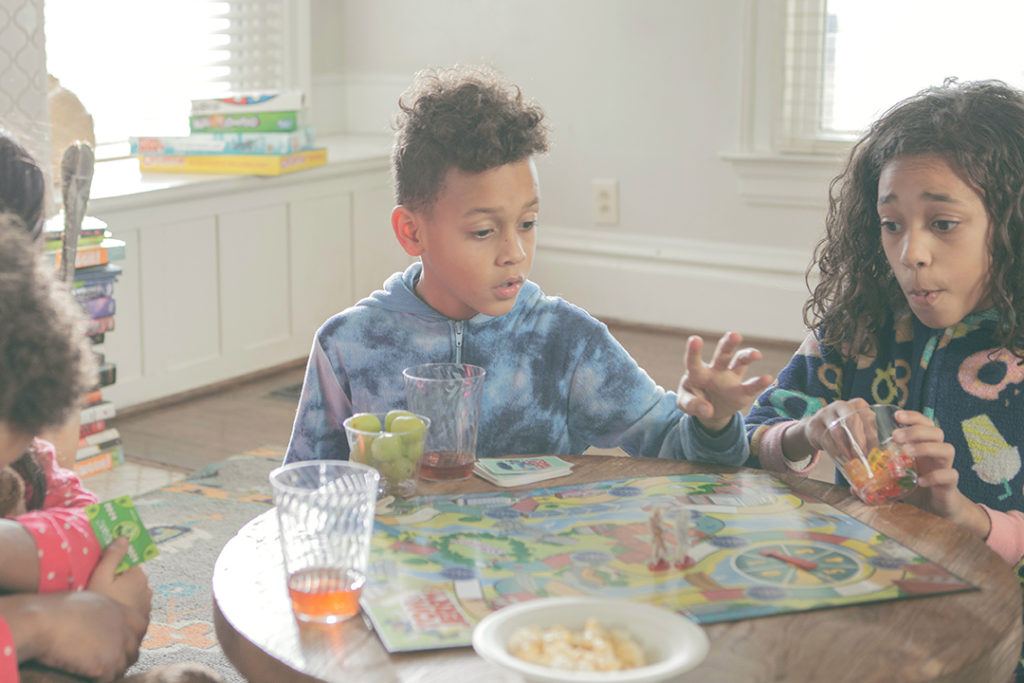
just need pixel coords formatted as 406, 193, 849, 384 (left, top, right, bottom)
566, 325, 748, 465
284, 335, 354, 464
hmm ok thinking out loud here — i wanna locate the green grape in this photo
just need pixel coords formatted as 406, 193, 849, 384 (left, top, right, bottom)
349, 413, 382, 432
380, 455, 415, 483
389, 415, 426, 458
384, 409, 415, 431
370, 432, 403, 467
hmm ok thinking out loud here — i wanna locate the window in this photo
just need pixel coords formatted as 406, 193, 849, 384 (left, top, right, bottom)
44, 0, 305, 148
781, 0, 1024, 152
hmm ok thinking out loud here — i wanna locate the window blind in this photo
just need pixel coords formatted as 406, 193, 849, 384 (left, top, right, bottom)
214, 0, 286, 93
780, 0, 1024, 152
44, 0, 292, 145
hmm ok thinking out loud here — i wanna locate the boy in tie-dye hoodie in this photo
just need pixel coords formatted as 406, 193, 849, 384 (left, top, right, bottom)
284, 66, 772, 465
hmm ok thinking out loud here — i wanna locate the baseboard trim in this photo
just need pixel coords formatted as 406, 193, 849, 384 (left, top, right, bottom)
533, 226, 813, 342
117, 358, 306, 419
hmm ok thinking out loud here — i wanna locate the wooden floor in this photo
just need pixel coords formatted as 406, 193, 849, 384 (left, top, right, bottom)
118, 324, 800, 472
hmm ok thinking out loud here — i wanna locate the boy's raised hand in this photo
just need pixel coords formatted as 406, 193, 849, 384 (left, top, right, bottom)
892, 410, 992, 539
677, 332, 773, 432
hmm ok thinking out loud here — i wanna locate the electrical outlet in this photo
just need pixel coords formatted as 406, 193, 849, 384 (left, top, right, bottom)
592, 178, 619, 225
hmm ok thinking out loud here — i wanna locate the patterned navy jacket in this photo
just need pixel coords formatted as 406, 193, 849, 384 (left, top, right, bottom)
746, 310, 1024, 573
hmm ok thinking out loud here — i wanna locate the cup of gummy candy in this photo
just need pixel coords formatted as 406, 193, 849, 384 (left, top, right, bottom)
826, 404, 918, 505
343, 411, 430, 498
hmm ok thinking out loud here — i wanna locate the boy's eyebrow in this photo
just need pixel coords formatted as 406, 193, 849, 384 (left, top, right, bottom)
462, 198, 540, 217
877, 191, 960, 205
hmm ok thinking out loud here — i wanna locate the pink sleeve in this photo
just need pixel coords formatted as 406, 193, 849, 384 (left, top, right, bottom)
14, 440, 101, 593
15, 508, 101, 593
980, 505, 1024, 565
0, 617, 17, 682
34, 439, 98, 510
751, 420, 821, 475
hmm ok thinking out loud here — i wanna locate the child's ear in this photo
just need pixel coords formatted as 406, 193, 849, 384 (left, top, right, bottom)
391, 205, 426, 257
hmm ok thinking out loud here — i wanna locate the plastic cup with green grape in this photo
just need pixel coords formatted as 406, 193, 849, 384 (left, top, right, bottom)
342, 411, 430, 497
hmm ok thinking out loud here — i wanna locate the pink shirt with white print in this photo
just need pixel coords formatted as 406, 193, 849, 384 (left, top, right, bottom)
0, 439, 101, 680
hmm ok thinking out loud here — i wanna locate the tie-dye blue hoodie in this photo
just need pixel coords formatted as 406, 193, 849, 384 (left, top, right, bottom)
284, 262, 748, 464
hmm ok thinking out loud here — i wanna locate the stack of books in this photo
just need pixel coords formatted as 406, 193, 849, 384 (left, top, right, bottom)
45, 214, 126, 477
132, 91, 327, 176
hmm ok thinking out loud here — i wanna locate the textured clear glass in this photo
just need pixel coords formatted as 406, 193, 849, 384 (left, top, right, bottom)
269, 461, 379, 623
826, 404, 918, 505
403, 363, 486, 481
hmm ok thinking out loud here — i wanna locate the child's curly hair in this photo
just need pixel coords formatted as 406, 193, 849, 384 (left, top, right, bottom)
392, 65, 549, 212
0, 217, 95, 435
0, 131, 47, 240
806, 80, 1024, 357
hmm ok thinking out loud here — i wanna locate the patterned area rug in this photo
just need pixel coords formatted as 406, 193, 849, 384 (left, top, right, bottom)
126, 447, 282, 682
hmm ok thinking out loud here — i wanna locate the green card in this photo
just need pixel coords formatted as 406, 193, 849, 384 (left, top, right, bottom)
84, 496, 159, 572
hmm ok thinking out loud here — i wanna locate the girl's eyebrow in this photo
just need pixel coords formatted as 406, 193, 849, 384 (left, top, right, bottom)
877, 191, 960, 205
921, 191, 959, 203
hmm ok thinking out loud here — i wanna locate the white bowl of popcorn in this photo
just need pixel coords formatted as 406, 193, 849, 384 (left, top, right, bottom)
472, 597, 709, 683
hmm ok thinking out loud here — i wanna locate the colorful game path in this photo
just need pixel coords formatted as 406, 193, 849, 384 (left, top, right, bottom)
362, 471, 973, 652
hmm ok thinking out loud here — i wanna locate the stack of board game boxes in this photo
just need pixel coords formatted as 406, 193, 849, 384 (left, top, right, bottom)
131, 91, 326, 176
44, 214, 126, 477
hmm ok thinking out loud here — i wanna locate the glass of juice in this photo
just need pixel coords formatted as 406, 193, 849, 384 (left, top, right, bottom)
826, 404, 918, 505
402, 363, 486, 481
269, 460, 379, 623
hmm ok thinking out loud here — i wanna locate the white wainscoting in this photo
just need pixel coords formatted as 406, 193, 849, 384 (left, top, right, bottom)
532, 226, 814, 342
90, 135, 409, 409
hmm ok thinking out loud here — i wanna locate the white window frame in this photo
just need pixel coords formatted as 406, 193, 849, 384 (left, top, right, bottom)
722, 0, 847, 209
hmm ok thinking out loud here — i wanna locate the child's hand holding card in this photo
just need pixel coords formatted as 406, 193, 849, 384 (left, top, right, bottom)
85, 496, 159, 573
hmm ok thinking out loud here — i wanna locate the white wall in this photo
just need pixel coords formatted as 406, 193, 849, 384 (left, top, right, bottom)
310, 0, 841, 341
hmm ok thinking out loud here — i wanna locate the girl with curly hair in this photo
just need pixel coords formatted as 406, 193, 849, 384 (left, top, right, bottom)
729, 80, 1024, 582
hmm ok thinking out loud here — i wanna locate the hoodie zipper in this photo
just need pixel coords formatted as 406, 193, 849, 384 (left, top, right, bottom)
454, 320, 464, 364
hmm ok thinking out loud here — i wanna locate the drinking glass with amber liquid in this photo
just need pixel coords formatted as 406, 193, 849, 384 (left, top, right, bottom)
403, 363, 486, 481
269, 460, 379, 623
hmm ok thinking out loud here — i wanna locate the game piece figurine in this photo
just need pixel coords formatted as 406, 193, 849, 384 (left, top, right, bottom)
647, 508, 671, 572
673, 507, 695, 570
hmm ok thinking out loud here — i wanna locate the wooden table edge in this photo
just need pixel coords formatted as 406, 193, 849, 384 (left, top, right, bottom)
211, 457, 1024, 682
213, 575, 324, 683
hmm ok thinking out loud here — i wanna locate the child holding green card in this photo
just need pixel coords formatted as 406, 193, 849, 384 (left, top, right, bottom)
0, 133, 218, 682
0, 222, 149, 680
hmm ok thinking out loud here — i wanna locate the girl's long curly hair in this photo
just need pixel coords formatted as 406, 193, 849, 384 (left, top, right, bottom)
806, 80, 1024, 357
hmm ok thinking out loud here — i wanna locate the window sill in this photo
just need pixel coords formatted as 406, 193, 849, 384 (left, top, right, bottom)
89, 134, 392, 214
720, 151, 846, 210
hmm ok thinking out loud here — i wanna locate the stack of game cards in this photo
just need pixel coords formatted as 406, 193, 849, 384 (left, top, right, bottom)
473, 456, 574, 487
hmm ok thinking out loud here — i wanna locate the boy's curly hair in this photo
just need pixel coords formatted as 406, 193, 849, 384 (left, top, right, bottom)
807, 80, 1024, 357
392, 65, 549, 211
0, 217, 95, 435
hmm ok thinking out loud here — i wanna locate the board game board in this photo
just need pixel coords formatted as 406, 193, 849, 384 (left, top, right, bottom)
361, 471, 974, 652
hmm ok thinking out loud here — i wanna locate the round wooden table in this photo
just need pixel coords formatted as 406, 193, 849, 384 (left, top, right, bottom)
213, 456, 1022, 682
